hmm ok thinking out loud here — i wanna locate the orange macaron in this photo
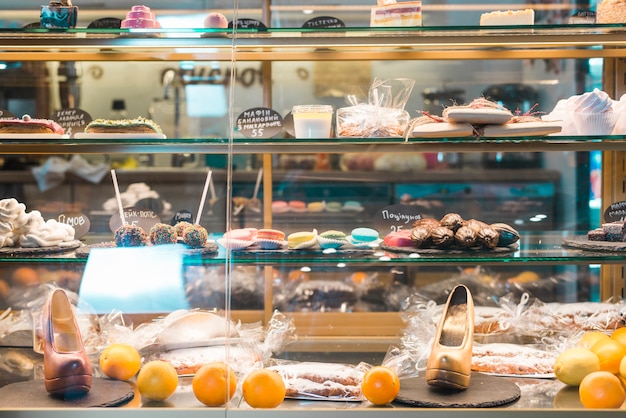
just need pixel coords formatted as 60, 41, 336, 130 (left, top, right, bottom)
257, 229, 286, 241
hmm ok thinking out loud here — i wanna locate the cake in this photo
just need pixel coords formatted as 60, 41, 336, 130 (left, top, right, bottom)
149, 223, 177, 245
121, 5, 160, 29
204, 12, 228, 28
370, 0, 422, 27
479, 9, 535, 26
84, 117, 162, 134
40, 0, 78, 29
565, 88, 617, 135
114, 224, 147, 247
597, 0, 626, 23
0, 115, 64, 135
181, 224, 208, 248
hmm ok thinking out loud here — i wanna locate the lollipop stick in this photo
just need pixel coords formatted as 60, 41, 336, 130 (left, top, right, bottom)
252, 168, 263, 199
208, 167, 217, 204
195, 170, 212, 225
110, 169, 126, 225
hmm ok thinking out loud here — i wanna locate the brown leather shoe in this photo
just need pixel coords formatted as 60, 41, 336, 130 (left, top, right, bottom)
425, 284, 474, 390
42, 288, 92, 397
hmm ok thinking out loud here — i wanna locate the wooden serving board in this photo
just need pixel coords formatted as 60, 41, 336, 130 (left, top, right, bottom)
394, 372, 520, 408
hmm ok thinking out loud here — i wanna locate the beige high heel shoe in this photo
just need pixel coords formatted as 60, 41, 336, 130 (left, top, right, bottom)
42, 288, 92, 397
425, 284, 474, 390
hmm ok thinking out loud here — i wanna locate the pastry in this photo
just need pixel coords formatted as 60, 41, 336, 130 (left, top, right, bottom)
84, 117, 163, 134
149, 223, 177, 245
217, 228, 256, 250
181, 224, 208, 248
317, 230, 348, 249
0, 115, 64, 135
288, 201, 307, 213
307, 201, 325, 213
204, 12, 229, 28
121, 5, 160, 29
370, 0, 422, 27
268, 362, 364, 400
342, 201, 363, 212
471, 343, 556, 376
256, 229, 286, 250
587, 228, 607, 241
174, 221, 193, 237
40, 0, 78, 29
287, 231, 317, 249
349, 228, 380, 245
383, 229, 414, 247
325, 201, 342, 212
597, 0, 626, 23
565, 88, 617, 135
272, 201, 289, 214
479, 9, 534, 26
256, 229, 285, 241
114, 224, 147, 247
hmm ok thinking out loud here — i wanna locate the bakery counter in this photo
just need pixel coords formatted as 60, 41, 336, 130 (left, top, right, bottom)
0, 346, 614, 416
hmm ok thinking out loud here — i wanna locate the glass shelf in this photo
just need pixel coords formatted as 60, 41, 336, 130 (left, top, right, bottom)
1, 232, 624, 266
1, 135, 625, 154
0, 24, 625, 61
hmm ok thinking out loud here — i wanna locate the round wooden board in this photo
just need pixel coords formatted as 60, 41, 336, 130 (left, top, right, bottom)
562, 235, 626, 252
394, 373, 520, 408
0, 377, 134, 408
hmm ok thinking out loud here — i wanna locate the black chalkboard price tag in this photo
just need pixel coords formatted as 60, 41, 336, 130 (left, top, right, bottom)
50, 108, 92, 138
108, 207, 161, 233
0, 109, 15, 119
229, 18, 267, 30
568, 10, 596, 24
171, 210, 194, 226
604, 201, 626, 223
302, 16, 346, 29
236, 107, 283, 139
374, 204, 423, 235
56, 212, 90, 239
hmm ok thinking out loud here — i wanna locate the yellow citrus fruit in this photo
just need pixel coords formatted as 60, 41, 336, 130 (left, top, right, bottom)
611, 327, 626, 347
590, 338, 626, 375
553, 347, 601, 386
361, 366, 401, 406
242, 369, 286, 409
579, 371, 626, 409
99, 343, 142, 381
576, 331, 610, 350
192, 362, 237, 407
619, 355, 626, 380
136, 360, 179, 401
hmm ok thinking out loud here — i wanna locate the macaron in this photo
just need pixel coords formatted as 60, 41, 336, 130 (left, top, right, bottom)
325, 201, 343, 212
317, 230, 348, 249
257, 229, 285, 241
272, 200, 289, 214
348, 227, 381, 247
256, 228, 287, 249
343, 201, 363, 212
217, 227, 257, 250
307, 201, 326, 212
287, 230, 317, 249
289, 200, 307, 213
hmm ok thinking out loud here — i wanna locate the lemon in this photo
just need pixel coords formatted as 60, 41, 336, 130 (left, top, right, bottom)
576, 331, 610, 350
554, 347, 601, 386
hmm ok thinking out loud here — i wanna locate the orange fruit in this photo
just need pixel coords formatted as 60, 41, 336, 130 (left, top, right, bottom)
579, 371, 626, 409
361, 366, 401, 405
192, 362, 237, 407
611, 327, 626, 347
242, 369, 286, 408
590, 338, 626, 375
99, 343, 142, 381
576, 331, 610, 350
136, 360, 179, 401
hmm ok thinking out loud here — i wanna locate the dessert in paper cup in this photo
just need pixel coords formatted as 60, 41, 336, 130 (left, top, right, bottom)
566, 88, 618, 135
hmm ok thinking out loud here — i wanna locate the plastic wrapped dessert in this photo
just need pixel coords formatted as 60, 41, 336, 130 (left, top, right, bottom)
370, 0, 422, 27
0, 115, 64, 137
121, 5, 160, 29
40, 0, 78, 29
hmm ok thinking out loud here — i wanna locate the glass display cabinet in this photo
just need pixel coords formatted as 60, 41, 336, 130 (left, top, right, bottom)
1, 0, 626, 416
